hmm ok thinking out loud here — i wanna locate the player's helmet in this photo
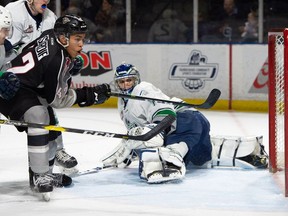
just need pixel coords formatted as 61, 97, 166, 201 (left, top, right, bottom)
54, 14, 87, 37
26, 0, 51, 6
114, 63, 140, 94
0, 6, 12, 30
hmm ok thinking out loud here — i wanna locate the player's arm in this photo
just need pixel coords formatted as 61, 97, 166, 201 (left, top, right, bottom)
137, 82, 177, 133
45, 52, 111, 108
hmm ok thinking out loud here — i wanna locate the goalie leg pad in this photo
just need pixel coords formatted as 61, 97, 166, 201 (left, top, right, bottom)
210, 135, 268, 169
139, 147, 186, 183
139, 149, 163, 180
160, 142, 188, 167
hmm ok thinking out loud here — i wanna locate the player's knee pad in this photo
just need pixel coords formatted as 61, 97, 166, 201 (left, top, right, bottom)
24, 105, 49, 136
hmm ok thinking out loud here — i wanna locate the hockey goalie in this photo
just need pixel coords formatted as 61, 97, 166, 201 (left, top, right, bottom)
102, 129, 268, 184
101, 63, 268, 184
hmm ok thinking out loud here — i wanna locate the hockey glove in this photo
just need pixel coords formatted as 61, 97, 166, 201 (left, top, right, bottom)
127, 124, 165, 149
75, 83, 111, 107
0, 71, 20, 100
70, 55, 84, 76
94, 83, 111, 104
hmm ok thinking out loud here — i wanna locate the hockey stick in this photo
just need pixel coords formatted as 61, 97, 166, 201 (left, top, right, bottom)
109, 88, 221, 109
71, 164, 116, 177
0, 114, 175, 141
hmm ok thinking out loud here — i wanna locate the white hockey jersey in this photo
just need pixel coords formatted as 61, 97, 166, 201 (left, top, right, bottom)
5, 0, 57, 48
0, 45, 5, 68
118, 81, 178, 132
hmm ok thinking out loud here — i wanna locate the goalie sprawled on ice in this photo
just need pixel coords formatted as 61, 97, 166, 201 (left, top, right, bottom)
101, 63, 268, 184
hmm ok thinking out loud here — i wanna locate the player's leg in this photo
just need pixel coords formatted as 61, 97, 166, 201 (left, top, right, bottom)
166, 110, 213, 167
47, 106, 78, 174
24, 105, 54, 193
210, 135, 268, 169
25, 106, 72, 194
139, 142, 188, 183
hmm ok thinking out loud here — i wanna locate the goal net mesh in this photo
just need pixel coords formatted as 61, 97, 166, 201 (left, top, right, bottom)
268, 29, 288, 197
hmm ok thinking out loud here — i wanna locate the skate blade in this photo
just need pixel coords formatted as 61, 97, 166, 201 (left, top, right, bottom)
42, 192, 51, 202
31, 189, 51, 202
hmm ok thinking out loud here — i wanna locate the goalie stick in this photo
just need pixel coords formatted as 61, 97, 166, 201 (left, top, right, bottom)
0, 114, 175, 141
109, 88, 221, 109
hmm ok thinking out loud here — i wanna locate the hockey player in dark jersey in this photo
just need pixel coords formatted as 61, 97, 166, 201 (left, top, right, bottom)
0, 14, 111, 197
6, 0, 78, 174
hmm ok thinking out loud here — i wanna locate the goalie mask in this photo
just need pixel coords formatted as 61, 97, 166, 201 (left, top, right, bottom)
114, 63, 140, 94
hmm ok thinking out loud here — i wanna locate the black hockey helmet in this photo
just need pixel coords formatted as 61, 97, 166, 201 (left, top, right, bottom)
54, 14, 87, 37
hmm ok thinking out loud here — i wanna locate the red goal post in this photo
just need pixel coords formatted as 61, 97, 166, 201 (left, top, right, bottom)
268, 28, 288, 197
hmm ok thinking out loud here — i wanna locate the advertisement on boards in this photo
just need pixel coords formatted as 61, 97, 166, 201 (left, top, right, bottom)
71, 44, 267, 102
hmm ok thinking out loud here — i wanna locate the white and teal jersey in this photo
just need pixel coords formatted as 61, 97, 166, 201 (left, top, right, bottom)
0, 45, 5, 68
118, 81, 177, 132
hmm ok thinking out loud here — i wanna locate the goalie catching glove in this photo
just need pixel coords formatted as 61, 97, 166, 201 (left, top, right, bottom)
0, 71, 20, 100
75, 83, 111, 107
101, 124, 165, 167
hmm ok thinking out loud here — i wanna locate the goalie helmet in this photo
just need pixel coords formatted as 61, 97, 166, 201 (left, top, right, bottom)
0, 6, 12, 30
114, 63, 141, 94
54, 14, 87, 38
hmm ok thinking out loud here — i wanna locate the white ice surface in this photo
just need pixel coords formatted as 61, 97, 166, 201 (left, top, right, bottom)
0, 108, 287, 216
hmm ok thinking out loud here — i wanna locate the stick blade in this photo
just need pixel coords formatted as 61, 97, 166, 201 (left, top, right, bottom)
135, 114, 176, 141
198, 88, 221, 109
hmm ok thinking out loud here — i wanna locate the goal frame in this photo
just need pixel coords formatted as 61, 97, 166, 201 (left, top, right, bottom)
268, 28, 288, 197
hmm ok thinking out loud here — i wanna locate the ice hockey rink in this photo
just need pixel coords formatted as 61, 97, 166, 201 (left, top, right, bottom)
0, 107, 287, 216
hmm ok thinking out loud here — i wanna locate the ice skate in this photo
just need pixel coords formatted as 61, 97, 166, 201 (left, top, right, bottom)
50, 173, 72, 187
29, 170, 53, 201
55, 148, 78, 175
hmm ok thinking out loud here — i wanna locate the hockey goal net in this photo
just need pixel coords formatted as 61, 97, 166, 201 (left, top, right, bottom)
268, 28, 288, 197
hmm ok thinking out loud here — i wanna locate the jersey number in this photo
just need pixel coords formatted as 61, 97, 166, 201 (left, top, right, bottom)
9, 52, 35, 74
